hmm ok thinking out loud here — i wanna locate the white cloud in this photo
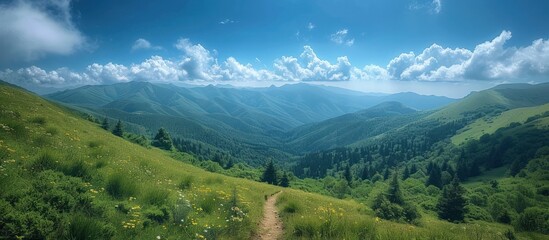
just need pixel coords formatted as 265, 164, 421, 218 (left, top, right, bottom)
307, 22, 315, 30
432, 0, 442, 14
273, 46, 352, 81
409, 0, 442, 14
330, 29, 354, 46
386, 30, 549, 81
0, 0, 84, 64
86, 63, 131, 84
175, 38, 215, 80
386, 44, 472, 80
3, 31, 549, 88
214, 57, 281, 81
130, 56, 182, 82
219, 19, 235, 25
131, 38, 162, 51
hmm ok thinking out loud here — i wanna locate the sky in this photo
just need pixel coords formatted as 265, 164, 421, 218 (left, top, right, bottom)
0, 0, 548, 97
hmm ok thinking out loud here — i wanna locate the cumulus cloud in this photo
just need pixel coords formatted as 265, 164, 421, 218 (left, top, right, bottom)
131, 38, 162, 51
3, 31, 549, 88
214, 57, 281, 81
0, 0, 84, 64
386, 44, 472, 80
330, 29, 354, 46
274, 46, 352, 81
130, 56, 182, 82
175, 38, 215, 80
385, 31, 549, 81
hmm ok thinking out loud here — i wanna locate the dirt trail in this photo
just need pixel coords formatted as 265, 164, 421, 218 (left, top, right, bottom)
255, 191, 283, 240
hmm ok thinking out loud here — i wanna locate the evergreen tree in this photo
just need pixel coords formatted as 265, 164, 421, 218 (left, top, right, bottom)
426, 164, 443, 188
383, 167, 390, 180
101, 117, 109, 130
437, 176, 467, 222
343, 165, 352, 183
387, 171, 404, 205
279, 172, 290, 187
261, 160, 278, 185
456, 160, 468, 181
112, 120, 124, 137
152, 127, 174, 150
361, 166, 370, 180
402, 165, 410, 180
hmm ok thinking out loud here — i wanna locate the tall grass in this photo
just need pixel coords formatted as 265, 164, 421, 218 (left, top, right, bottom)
142, 187, 170, 206
106, 172, 137, 199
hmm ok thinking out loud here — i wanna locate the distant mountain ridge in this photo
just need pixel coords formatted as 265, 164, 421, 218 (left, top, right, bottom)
45, 81, 456, 162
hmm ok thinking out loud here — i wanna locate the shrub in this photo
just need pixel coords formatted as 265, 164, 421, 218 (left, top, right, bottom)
142, 187, 169, 206
537, 186, 549, 196
178, 175, 194, 190
488, 197, 513, 224
465, 205, 493, 221
514, 207, 549, 233
105, 173, 137, 199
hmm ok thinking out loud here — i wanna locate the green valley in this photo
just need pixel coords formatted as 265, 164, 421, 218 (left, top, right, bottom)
1, 80, 549, 239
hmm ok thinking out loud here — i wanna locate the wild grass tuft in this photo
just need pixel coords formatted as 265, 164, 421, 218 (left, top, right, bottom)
45, 127, 59, 135
30, 151, 61, 172
66, 214, 115, 240
282, 201, 301, 214
106, 172, 137, 199
30, 116, 46, 125
178, 175, 194, 190
204, 176, 224, 185
142, 187, 170, 206
87, 140, 103, 148
63, 160, 93, 181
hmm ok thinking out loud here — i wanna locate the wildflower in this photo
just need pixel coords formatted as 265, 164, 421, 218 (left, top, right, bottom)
156, 236, 161, 240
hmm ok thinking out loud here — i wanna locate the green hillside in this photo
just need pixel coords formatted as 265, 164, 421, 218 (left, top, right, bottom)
452, 103, 549, 145
428, 83, 549, 122
1, 82, 543, 239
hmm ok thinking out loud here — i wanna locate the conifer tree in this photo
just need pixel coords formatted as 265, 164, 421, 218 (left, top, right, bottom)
152, 127, 173, 150
261, 160, 278, 185
101, 117, 109, 130
112, 120, 124, 137
387, 170, 404, 205
361, 166, 370, 180
279, 172, 290, 187
437, 176, 467, 222
343, 165, 352, 184
402, 165, 410, 180
426, 164, 442, 188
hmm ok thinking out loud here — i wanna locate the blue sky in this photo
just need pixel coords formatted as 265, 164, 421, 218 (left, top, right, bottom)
1, 0, 549, 97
